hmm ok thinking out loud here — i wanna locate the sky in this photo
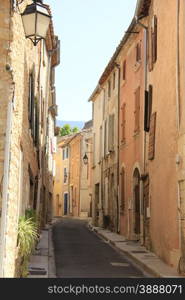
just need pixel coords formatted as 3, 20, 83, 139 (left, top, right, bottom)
47, 0, 137, 121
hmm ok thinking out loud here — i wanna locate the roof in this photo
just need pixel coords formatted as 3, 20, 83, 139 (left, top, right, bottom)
83, 120, 93, 130
88, 0, 151, 100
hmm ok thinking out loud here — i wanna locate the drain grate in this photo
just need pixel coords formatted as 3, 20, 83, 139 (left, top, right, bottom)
111, 262, 130, 267
131, 250, 147, 254
29, 267, 47, 275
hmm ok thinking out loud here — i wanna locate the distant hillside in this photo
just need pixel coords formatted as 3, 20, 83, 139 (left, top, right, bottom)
56, 120, 85, 129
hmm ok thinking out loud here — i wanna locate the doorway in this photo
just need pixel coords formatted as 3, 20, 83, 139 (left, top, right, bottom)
133, 168, 141, 239
64, 193, 68, 215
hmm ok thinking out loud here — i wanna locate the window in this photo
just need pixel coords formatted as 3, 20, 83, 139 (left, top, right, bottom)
113, 72, 116, 90
149, 15, 158, 71
108, 114, 115, 152
66, 147, 69, 159
121, 103, 126, 143
134, 87, 140, 133
120, 168, 126, 214
64, 168, 67, 183
28, 73, 34, 129
144, 85, 153, 132
122, 60, 126, 80
108, 80, 111, 98
148, 112, 156, 160
152, 15, 157, 64
28, 73, 39, 146
62, 149, 65, 160
136, 43, 141, 62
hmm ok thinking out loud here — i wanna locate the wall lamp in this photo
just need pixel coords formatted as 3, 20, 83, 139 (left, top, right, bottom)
83, 152, 92, 165
20, 0, 51, 46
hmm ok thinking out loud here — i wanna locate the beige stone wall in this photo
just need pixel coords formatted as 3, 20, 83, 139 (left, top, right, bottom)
147, 0, 180, 268
80, 129, 93, 217
0, 1, 57, 277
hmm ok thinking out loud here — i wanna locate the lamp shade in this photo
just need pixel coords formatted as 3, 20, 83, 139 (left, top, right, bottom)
21, 1, 51, 46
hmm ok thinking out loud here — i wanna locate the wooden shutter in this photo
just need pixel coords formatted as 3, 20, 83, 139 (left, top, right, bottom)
112, 114, 115, 151
152, 15, 157, 63
104, 120, 107, 156
122, 60, 126, 80
120, 168, 125, 214
108, 115, 112, 151
134, 87, 140, 133
136, 43, 141, 62
121, 103, 126, 143
144, 85, 153, 132
148, 112, 156, 160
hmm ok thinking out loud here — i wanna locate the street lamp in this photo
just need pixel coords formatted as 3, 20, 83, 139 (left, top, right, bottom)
21, 0, 51, 46
83, 153, 88, 165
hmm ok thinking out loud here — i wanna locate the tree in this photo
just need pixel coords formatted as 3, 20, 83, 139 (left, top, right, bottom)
72, 126, 79, 133
59, 124, 79, 136
60, 124, 71, 136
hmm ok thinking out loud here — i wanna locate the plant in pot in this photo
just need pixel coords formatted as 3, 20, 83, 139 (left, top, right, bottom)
17, 215, 38, 277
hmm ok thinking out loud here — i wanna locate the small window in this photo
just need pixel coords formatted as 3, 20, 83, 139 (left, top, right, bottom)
64, 168, 67, 183
113, 72, 116, 90
66, 147, 69, 159
62, 149, 65, 160
122, 60, 126, 80
136, 43, 141, 62
108, 80, 111, 98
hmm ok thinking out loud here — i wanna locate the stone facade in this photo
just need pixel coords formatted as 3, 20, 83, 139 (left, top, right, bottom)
0, 0, 59, 277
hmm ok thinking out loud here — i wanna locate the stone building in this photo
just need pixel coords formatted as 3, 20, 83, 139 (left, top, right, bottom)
90, 62, 119, 232
89, 0, 185, 273
53, 135, 72, 217
0, 0, 59, 277
79, 121, 93, 218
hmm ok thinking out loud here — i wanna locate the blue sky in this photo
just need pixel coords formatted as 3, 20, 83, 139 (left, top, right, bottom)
47, 0, 137, 121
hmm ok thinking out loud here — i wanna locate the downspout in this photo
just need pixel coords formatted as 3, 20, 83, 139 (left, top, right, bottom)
0, 92, 14, 277
176, 0, 180, 131
135, 17, 148, 244
115, 63, 121, 233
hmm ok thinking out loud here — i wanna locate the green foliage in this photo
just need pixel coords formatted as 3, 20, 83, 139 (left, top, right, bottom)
60, 124, 79, 136
25, 208, 37, 223
17, 214, 39, 277
72, 126, 79, 133
17, 216, 38, 257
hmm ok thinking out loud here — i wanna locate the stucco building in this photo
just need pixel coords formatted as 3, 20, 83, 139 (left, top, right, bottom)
0, 0, 59, 277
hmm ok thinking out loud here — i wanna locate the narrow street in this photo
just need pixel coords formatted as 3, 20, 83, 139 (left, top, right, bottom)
52, 218, 147, 278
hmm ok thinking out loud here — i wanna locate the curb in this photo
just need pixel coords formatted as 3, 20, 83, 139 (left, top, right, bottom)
48, 226, 56, 278
88, 223, 182, 278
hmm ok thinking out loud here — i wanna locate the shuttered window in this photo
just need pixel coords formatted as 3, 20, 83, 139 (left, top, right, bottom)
120, 168, 126, 214
148, 112, 157, 160
122, 60, 126, 80
136, 43, 141, 62
108, 114, 115, 152
113, 72, 116, 90
121, 103, 126, 143
149, 15, 158, 71
104, 120, 107, 156
144, 85, 153, 132
108, 80, 111, 98
152, 15, 157, 64
134, 87, 140, 133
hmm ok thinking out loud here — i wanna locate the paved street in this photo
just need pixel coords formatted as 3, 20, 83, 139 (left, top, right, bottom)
52, 218, 147, 278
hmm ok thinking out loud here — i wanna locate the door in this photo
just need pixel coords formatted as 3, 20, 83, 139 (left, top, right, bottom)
64, 193, 68, 215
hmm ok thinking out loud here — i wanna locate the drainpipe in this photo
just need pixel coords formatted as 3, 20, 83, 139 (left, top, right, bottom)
135, 16, 148, 244
115, 63, 121, 233
176, 0, 180, 131
0, 93, 14, 277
